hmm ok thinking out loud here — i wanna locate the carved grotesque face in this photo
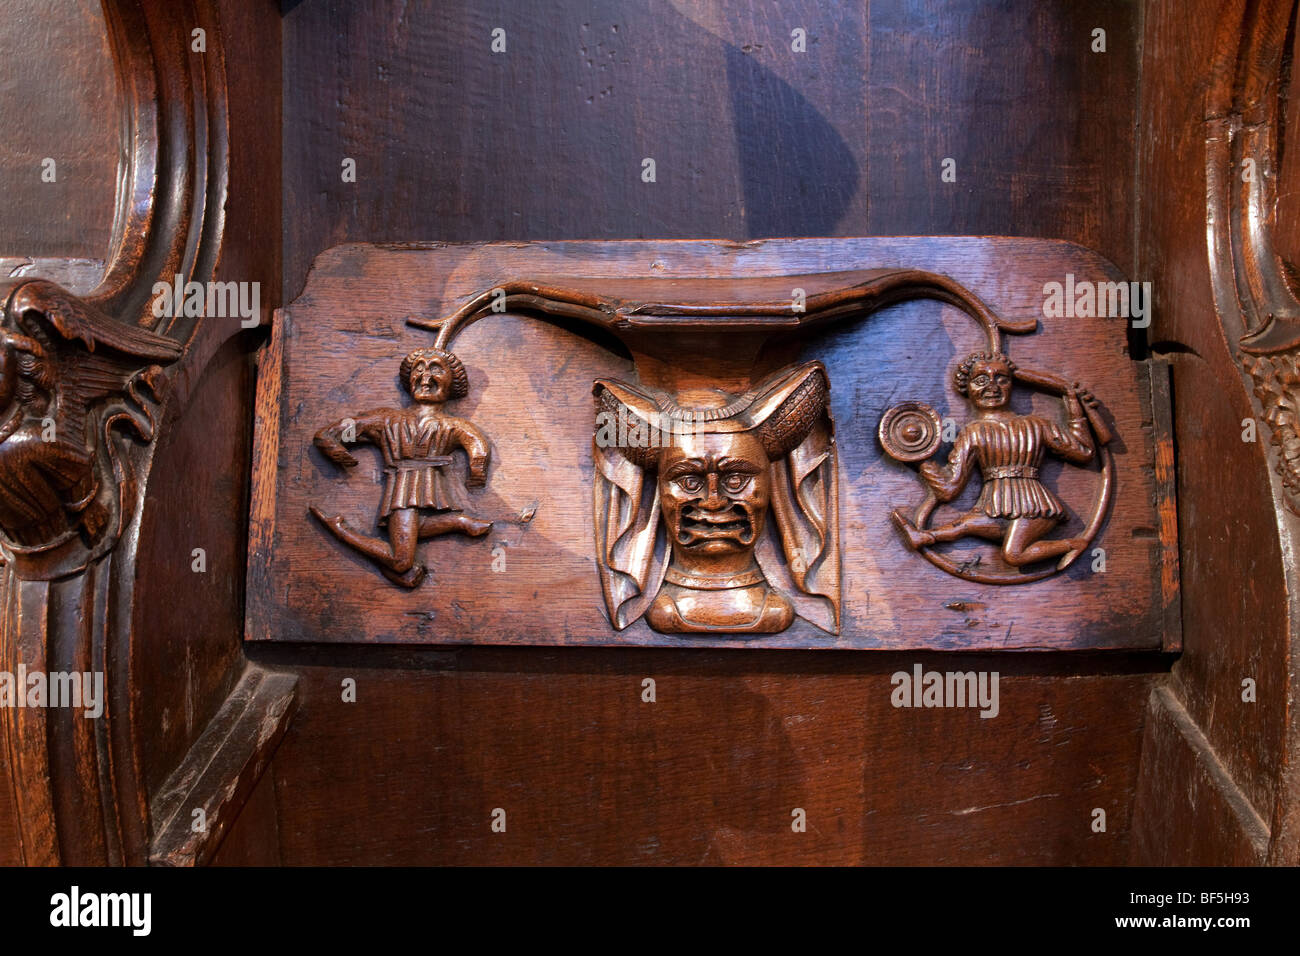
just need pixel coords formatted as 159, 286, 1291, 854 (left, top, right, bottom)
968, 358, 1013, 410
657, 430, 770, 556
407, 354, 454, 404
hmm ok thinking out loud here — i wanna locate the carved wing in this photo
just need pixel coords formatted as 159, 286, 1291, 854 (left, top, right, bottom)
6, 280, 183, 454
8, 280, 184, 361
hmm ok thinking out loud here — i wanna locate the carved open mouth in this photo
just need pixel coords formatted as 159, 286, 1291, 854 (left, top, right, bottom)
677, 506, 755, 546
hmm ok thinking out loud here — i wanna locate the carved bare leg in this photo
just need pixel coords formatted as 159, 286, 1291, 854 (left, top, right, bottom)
890, 507, 935, 550
924, 511, 1004, 544
379, 510, 426, 587
1001, 516, 1074, 567
310, 506, 426, 587
418, 512, 492, 538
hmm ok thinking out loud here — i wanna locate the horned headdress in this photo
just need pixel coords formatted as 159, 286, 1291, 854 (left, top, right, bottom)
592, 361, 840, 633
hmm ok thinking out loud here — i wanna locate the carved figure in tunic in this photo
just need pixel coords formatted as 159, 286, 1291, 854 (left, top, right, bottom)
891, 350, 1097, 568
311, 347, 492, 587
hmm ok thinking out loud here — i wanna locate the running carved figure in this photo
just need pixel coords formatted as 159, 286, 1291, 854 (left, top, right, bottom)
310, 348, 492, 588
890, 351, 1098, 569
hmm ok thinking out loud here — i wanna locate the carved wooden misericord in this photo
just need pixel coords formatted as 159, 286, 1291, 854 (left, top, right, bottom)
249, 239, 1176, 651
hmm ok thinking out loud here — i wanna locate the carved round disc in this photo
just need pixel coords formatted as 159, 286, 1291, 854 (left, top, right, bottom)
879, 402, 942, 462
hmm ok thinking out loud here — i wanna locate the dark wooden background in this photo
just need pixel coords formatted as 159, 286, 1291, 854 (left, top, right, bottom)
5, 0, 1287, 865
263, 0, 1156, 864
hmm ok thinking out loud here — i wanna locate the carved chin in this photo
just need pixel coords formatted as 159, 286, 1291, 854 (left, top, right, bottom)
674, 506, 756, 550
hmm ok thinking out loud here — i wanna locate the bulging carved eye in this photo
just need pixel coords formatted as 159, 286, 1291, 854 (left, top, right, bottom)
676, 475, 703, 494
722, 473, 751, 494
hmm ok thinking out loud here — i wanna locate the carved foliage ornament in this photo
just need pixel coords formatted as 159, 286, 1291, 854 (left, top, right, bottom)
1209, 0, 1300, 515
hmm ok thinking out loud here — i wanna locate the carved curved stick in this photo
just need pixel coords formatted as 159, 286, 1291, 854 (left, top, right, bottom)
409, 268, 1033, 354
1012, 364, 1112, 445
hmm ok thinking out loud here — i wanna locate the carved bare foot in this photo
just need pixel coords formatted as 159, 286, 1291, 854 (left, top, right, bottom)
1057, 537, 1091, 569
890, 507, 935, 551
382, 563, 427, 588
462, 516, 492, 537
309, 506, 349, 538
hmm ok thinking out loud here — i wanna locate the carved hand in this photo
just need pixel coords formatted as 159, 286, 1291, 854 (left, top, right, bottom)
314, 433, 358, 469
79, 500, 110, 541
1064, 382, 1097, 417
467, 456, 488, 488
918, 460, 945, 488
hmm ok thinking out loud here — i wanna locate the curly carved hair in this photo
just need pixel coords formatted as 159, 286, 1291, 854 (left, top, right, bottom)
953, 350, 1016, 396
400, 347, 468, 399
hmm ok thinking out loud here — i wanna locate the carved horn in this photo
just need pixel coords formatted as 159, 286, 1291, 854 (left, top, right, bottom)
593, 379, 664, 470
751, 363, 830, 460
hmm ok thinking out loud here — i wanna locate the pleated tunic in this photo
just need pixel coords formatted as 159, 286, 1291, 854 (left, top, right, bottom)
375, 410, 477, 521
941, 414, 1093, 519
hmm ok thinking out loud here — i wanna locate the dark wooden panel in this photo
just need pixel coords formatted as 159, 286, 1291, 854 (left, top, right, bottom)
135, 339, 253, 797
1130, 0, 1289, 851
865, 0, 1138, 274
0, 743, 21, 865
281, 0, 866, 296
210, 762, 282, 866
254, 644, 1159, 865
0, 0, 119, 261
280, 0, 1137, 302
1130, 686, 1268, 865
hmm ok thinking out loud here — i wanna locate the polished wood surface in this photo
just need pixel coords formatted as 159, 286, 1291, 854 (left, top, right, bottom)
4, 0, 1299, 867
250, 238, 1172, 652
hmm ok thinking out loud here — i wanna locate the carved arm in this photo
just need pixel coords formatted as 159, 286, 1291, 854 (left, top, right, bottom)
919, 431, 974, 503
455, 420, 491, 487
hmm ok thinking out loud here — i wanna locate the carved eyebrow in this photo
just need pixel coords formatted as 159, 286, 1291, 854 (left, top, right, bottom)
717, 457, 762, 474
663, 459, 707, 480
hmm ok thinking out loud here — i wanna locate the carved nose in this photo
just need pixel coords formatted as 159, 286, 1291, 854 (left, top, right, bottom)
699, 475, 728, 509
